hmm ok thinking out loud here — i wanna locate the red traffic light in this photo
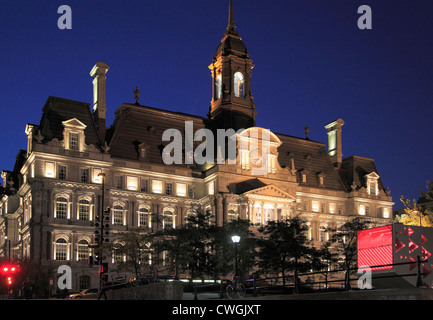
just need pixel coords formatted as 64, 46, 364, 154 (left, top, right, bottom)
1, 264, 19, 274
7, 277, 12, 285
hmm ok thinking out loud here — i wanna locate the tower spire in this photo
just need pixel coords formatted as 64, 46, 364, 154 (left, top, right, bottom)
226, 0, 238, 35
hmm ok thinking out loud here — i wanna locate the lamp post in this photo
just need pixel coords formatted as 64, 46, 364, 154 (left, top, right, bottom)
4, 236, 10, 262
231, 235, 240, 278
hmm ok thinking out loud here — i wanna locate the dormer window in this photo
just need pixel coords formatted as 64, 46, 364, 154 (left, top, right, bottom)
138, 143, 150, 161
365, 172, 380, 196
62, 118, 87, 152
299, 169, 308, 184
234, 72, 244, 98
317, 172, 326, 187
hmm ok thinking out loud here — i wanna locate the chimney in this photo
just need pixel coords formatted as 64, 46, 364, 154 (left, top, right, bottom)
90, 61, 109, 140
324, 118, 344, 168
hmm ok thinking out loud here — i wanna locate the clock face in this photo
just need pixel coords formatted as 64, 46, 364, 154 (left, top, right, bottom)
250, 149, 262, 166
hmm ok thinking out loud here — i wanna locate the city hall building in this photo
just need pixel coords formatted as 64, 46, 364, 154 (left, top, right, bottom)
0, 1, 393, 292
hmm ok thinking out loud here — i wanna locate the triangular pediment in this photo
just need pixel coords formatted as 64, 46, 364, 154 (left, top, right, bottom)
243, 184, 296, 201
365, 171, 380, 180
62, 118, 87, 129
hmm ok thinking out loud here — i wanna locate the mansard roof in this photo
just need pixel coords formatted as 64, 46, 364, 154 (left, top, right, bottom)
38, 96, 102, 148
275, 133, 347, 191
106, 103, 207, 164
339, 155, 386, 192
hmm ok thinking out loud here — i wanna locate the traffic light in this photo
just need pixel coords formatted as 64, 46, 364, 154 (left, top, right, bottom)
102, 207, 110, 243
1, 264, 19, 287
99, 263, 108, 282
94, 207, 110, 246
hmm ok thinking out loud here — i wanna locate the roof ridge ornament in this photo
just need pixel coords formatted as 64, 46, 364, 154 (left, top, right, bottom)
134, 86, 140, 105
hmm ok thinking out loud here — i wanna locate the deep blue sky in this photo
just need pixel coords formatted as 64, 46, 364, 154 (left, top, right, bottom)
1, 0, 432, 209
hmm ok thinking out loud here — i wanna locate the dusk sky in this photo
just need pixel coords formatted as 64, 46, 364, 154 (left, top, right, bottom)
1, 0, 432, 209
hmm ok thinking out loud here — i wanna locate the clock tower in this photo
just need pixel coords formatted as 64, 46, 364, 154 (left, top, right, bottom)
208, 0, 256, 131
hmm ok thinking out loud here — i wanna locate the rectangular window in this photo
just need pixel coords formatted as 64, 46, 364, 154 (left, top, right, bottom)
115, 175, 123, 189
80, 168, 89, 183
152, 180, 163, 194
93, 168, 103, 183
176, 183, 187, 197
46, 162, 55, 178
69, 132, 79, 150
141, 179, 149, 192
208, 182, 215, 195
165, 183, 173, 195
126, 176, 139, 191
58, 165, 67, 180
312, 201, 320, 212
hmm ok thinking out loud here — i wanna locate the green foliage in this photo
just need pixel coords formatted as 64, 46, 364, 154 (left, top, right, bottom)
255, 217, 313, 287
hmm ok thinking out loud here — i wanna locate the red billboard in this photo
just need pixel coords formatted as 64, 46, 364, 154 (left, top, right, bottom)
357, 225, 393, 270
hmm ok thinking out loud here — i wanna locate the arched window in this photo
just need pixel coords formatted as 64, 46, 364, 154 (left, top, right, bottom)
185, 209, 196, 224
113, 205, 124, 226
78, 199, 90, 221
138, 206, 151, 228
77, 239, 90, 261
215, 74, 222, 100
55, 238, 68, 260
234, 72, 244, 98
163, 208, 175, 229
55, 197, 68, 219
112, 243, 124, 264
319, 224, 328, 242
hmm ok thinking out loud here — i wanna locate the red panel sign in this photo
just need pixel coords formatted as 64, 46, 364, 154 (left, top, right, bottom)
357, 225, 393, 270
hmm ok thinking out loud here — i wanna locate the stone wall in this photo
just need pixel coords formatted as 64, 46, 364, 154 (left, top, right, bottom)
105, 281, 184, 300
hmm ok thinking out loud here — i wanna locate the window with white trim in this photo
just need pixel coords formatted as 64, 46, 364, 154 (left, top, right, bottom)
138, 206, 151, 228
55, 197, 68, 219
78, 199, 90, 221
113, 205, 124, 226
55, 238, 68, 260
77, 239, 90, 261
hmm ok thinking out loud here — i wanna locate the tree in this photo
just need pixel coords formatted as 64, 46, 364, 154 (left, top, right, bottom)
112, 228, 154, 278
397, 181, 433, 227
314, 241, 340, 289
158, 209, 216, 280
256, 217, 312, 291
213, 219, 257, 278
327, 217, 372, 289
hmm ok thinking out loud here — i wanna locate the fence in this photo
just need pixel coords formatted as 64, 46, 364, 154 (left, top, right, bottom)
190, 255, 429, 299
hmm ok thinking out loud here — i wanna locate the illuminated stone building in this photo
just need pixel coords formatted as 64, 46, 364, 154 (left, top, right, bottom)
0, 1, 393, 292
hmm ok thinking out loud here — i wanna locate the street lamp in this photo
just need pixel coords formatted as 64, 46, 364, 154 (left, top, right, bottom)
4, 236, 10, 262
231, 235, 240, 278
